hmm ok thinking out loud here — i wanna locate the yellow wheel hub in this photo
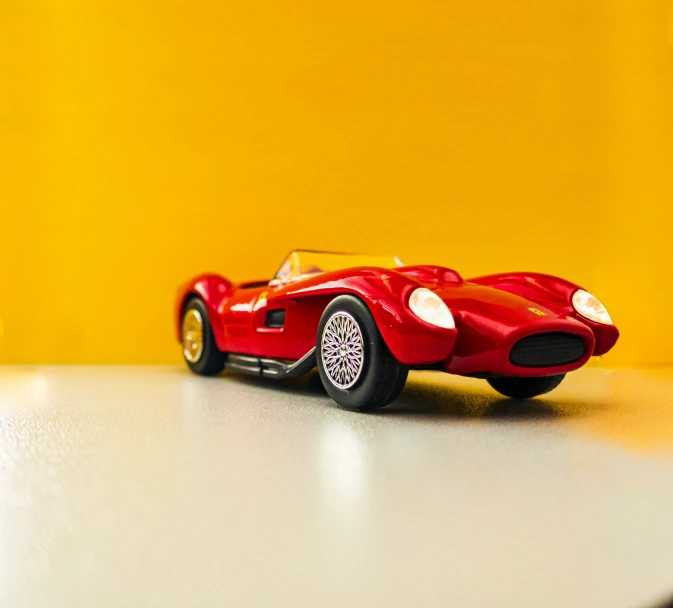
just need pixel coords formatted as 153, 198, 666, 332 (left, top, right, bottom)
182, 309, 204, 363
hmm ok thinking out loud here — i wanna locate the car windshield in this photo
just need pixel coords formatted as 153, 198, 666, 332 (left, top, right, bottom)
271, 250, 403, 285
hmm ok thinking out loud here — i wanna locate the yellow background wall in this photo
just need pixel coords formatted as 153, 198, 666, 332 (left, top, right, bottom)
1, 0, 672, 365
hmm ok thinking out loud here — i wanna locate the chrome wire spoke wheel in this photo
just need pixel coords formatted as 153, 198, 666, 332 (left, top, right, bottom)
182, 309, 204, 363
321, 311, 365, 389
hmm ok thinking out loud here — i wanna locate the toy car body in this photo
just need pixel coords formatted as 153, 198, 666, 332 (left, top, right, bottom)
176, 250, 618, 410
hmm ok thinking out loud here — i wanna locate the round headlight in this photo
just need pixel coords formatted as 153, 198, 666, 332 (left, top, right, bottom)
408, 288, 455, 329
572, 289, 613, 325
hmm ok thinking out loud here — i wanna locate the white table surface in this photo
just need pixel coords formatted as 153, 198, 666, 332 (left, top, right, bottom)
1, 365, 672, 608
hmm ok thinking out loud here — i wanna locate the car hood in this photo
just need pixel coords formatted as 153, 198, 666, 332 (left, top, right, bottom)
434, 282, 583, 331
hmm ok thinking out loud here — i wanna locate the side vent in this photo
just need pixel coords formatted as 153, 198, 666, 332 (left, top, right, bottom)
265, 309, 286, 328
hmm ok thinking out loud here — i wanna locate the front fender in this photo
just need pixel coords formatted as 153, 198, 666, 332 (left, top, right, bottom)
280, 267, 458, 365
469, 272, 619, 356
175, 273, 234, 350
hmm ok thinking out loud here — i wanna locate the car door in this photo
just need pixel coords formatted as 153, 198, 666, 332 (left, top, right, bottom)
246, 283, 296, 359
248, 283, 327, 360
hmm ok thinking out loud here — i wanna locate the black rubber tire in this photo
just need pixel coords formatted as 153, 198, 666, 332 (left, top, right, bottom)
316, 295, 408, 411
181, 297, 226, 376
487, 374, 565, 399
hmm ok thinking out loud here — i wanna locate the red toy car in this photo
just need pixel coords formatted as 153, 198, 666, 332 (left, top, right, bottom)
176, 250, 618, 411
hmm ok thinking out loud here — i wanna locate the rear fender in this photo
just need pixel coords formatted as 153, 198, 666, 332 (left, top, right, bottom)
176, 274, 234, 350
469, 272, 619, 356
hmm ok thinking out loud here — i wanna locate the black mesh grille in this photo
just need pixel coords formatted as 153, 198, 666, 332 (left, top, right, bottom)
510, 332, 586, 368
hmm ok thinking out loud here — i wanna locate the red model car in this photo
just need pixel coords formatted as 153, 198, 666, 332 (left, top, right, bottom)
176, 250, 618, 411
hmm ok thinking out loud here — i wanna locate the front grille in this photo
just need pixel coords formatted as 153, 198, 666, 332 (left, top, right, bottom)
510, 332, 585, 368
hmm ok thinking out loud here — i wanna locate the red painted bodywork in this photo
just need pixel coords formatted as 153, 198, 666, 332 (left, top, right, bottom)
176, 264, 619, 377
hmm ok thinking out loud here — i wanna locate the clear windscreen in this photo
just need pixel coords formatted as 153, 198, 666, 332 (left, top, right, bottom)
272, 250, 402, 284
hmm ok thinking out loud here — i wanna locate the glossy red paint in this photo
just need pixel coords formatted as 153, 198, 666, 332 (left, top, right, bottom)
470, 272, 620, 357
175, 273, 234, 348
275, 268, 458, 364
440, 282, 595, 376
176, 262, 619, 377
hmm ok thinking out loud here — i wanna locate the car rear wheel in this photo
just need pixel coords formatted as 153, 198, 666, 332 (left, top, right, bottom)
181, 297, 226, 376
487, 374, 565, 399
317, 295, 408, 411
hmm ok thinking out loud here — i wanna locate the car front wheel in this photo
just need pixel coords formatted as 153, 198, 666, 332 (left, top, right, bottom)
487, 374, 565, 399
316, 295, 408, 411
